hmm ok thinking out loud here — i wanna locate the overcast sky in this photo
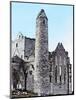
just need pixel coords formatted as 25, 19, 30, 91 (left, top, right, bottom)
11, 2, 73, 66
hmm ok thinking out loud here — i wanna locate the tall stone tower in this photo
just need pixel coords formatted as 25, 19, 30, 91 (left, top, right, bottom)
34, 9, 50, 96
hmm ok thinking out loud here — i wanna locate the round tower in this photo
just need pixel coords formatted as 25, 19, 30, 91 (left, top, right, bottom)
34, 9, 50, 96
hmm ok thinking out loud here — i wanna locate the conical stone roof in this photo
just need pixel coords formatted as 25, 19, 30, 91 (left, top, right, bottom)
36, 9, 48, 19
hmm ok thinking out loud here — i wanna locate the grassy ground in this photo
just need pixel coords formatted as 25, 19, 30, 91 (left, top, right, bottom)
11, 90, 38, 98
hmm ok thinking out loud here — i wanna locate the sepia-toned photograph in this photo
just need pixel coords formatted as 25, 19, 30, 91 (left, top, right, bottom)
10, 1, 74, 98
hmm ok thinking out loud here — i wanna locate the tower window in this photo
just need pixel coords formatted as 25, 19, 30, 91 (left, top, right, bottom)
16, 43, 18, 47
50, 75, 52, 82
43, 19, 45, 24
50, 66, 52, 72
29, 71, 32, 75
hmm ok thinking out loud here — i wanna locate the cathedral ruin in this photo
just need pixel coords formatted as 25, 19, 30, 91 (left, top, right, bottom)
11, 9, 72, 97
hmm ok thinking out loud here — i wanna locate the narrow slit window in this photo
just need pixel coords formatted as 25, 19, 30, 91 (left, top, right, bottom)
43, 19, 45, 24
55, 66, 57, 83
29, 71, 32, 75
16, 43, 18, 47
50, 75, 52, 82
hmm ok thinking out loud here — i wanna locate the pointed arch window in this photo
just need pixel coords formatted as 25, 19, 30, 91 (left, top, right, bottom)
50, 75, 52, 82
59, 66, 62, 84
59, 66, 61, 76
64, 67, 66, 84
59, 56, 62, 65
55, 66, 57, 83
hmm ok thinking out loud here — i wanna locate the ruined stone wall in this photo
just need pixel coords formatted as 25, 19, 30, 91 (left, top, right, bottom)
50, 43, 72, 94
12, 35, 25, 60
12, 34, 35, 62
24, 37, 35, 57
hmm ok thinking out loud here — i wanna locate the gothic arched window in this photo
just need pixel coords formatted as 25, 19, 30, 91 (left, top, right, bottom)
64, 67, 66, 84
59, 66, 61, 76
59, 56, 62, 65
55, 66, 57, 83
59, 66, 62, 84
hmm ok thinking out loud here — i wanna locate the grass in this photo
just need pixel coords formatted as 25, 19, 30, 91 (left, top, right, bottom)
12, 90, 38, 98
